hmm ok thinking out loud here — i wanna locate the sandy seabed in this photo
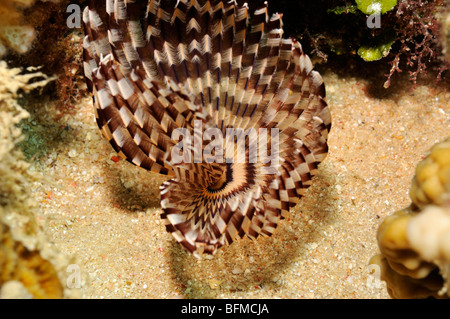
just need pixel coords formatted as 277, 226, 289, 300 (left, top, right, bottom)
28, 62, 449, 299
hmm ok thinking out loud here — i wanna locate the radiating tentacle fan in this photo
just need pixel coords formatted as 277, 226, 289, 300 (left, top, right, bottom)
82, 0, 331, 257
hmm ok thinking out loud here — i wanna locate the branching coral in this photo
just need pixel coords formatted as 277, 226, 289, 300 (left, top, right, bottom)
371, 138, 450, 298
0, 61, 54, 211
0, 61, 84, 298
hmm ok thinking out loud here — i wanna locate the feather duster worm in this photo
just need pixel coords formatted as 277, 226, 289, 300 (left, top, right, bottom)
82, 0, 331, 257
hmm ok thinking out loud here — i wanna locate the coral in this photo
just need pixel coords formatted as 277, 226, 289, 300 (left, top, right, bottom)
371, 137, 450, 298
409, 139, 450, 209
0, 218, 64, 298
0, 61, 53, 212
0, 280, 33, 299
0, 61, 85, 298
370, 252, 444, 298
